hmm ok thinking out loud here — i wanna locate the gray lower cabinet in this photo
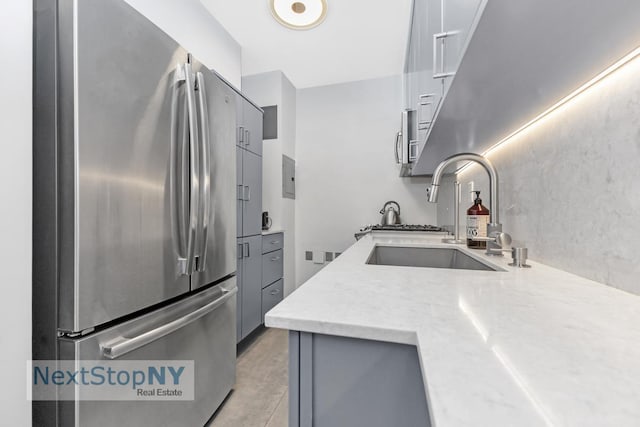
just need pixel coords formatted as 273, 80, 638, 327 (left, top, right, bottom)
262, 279, 283, 321
261, 232, 284, 323
237, 235, 262, 340
289, 332, 431, 427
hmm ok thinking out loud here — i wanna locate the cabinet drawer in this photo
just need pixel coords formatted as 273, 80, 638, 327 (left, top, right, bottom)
262, 233, 283, 253
262, 249, 283, 287
262, 279, 283, 321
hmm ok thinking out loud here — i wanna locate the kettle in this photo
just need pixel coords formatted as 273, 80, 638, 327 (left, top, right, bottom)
379, 201, 401, 225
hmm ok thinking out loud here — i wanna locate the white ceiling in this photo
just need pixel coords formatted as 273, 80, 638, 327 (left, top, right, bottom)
200, 0, 413, 88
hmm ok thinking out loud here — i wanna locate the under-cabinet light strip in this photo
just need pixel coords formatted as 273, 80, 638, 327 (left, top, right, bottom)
457, 45, 640, 176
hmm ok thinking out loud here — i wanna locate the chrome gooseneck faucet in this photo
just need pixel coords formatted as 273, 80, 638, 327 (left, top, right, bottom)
427, 153, 510, 256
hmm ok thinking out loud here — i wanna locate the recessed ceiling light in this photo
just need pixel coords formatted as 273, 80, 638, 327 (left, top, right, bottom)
269, 0, 327, 30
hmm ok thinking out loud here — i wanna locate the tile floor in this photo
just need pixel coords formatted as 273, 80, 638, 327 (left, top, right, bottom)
208, 327, 289, 427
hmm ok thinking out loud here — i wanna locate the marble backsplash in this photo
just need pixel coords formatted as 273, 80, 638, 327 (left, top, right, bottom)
445, 54, 640, 296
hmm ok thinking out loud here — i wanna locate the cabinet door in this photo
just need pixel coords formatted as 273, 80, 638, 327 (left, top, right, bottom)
243, 102, 263, 157
417, 0, 444, 158
242, 150, 263, 237
236, 93, 244, 147
236, 240, 243, 343
240, 235, 263, 338
236, 146, 243, 237
441, 0, 483, 93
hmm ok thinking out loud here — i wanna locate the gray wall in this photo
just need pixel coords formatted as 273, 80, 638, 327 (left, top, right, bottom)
295, 75, 437, 286
452, 55, 640, 295
1, 2, 32, 425
242, 71, 297, 297
124, 0, 242, 86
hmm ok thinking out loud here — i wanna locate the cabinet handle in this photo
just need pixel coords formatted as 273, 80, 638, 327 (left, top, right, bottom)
270, 256, 281, 262
244, 185, 251, 201
244, 242, 250, 258
409, 140, 419, 161
237, 185, 244, 201
270, 289, 280, 295
238, 126, 244, 143
270, 240, 280, 245
245, 129, 250, 146
418, 94, 435, 130
433, 32, 457, 79
237, 243, 243, 259
394, 131, 402, 164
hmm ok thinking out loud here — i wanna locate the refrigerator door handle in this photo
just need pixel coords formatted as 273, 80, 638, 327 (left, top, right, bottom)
184, 63, 200, 275
171, 64, 188, 275
195, 72, 211, 272
102, 287, 237, 359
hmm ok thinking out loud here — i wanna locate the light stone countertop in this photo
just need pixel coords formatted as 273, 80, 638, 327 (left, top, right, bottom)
262, 228, 284, 236
265, 232, 640, 427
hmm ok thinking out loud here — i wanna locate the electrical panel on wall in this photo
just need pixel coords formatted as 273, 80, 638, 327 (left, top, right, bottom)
282, 155, 295, 199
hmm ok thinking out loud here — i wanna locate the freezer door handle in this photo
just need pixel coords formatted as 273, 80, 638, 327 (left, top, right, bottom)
195, 72, 211, 272
102, 287, 237, 359
184, 63, 200, 275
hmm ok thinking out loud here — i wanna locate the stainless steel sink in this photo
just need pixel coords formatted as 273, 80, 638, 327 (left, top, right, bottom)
366, 246, 502, 271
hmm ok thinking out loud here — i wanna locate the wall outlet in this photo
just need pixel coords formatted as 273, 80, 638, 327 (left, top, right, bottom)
312, 251, 325, 264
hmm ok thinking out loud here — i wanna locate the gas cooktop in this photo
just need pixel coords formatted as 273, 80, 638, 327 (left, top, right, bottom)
355, 224, 446, 240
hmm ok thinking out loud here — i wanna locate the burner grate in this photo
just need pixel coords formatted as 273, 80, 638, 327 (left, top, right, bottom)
359, 224, 445, 232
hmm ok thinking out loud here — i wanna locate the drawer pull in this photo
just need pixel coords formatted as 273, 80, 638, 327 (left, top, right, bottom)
270, 240, 280, 245
270, 256, 281, 262
270, 289, 280, 295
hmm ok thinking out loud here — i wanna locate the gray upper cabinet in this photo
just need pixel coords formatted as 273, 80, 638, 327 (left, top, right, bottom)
236, 93, 244, 147
241, 150, 263, 238
411, 0, 640, 175
404, 0, 482, 168
237, 97, 263, 156
439, 0, 483, 94
246, 101, 264, 157
236, 98, 263, 239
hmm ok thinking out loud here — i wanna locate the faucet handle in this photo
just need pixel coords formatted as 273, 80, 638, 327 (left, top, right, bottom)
471, 232, 512, 247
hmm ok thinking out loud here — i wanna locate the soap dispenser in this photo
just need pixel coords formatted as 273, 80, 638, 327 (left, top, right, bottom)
466, 191, 490, 249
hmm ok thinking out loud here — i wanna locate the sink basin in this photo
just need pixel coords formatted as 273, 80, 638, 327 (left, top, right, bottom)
366, 246, 502, 272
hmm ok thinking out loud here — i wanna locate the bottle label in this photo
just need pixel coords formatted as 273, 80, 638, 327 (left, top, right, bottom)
467, 215, 489, 239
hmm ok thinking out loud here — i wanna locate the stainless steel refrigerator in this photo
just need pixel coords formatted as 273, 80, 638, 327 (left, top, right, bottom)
33, 0, 237, 425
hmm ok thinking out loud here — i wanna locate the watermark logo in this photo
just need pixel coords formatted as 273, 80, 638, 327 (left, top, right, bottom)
28, 360, 194, 401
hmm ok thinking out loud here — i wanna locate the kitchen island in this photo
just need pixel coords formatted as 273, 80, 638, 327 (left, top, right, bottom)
265, 232, 640, 426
